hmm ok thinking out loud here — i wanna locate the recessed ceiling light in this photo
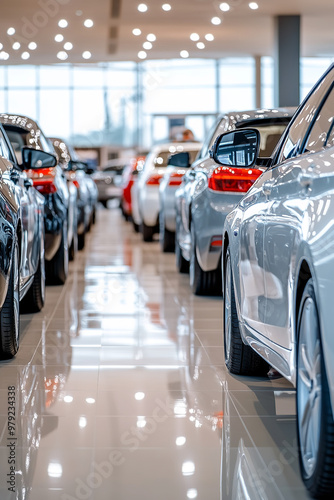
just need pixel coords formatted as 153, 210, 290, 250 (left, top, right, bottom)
58, 19, 68, 28
132, 28, 142, 36
143, 41, 152, 50
57, 51, 68, 60
21, 52, 30, 60
84, 19, 94, 28
197, 42, 205, 49
147, 33, 156, 42
220, 2, 230, 11
64, 42, 73, 50
190, 33, 200, 41
138, 3, 148, 12
76, 10, 83, 16
138, 50, 147, 59
12, 42, 20, 50
82, 51, 92, 59
0, 51, 9, 60
249, 2, 259, 9
162, 3, 171, 11
28, 42, 37, 50
7, 27, 15, 36
180, 50, 189, 58
205, 33, 214, 41
55, 34, 64, 42
211, 16, 222, 25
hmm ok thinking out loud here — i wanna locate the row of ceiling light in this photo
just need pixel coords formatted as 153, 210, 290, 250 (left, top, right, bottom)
133, 1, 259, 59
0, 15, 94, 62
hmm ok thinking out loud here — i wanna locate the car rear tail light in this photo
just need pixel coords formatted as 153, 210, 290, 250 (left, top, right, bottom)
72, 180, 80, 189
209, 236, 222, 251
168, 172, 183, 186
208, 166, 261, 193
146, 174, 162, 185
33, 178, 57, 194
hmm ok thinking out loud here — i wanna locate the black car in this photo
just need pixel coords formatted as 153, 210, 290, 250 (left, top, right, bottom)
0, 114, 75, 284
0, 123, 49, 357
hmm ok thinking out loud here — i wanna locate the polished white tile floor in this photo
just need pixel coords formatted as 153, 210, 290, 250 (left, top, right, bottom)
0, 207, 310, 499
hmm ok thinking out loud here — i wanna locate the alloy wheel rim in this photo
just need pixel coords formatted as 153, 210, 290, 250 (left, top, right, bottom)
224, 255, 231, 361
297, 295, 322, 478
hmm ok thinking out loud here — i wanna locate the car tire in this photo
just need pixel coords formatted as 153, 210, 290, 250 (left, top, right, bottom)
223, 246, 269, 376
78, 231, 86, 251
0, 236, 20, 358
132, 221, 140, 233
46, 222, 68, 285
189, 224, 222, 296
296, 279, 334, 497
160, 213, 175, 253
141, 222, 154, 242
21, 234, 45, 313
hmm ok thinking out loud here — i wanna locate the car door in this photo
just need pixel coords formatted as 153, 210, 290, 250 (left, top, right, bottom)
262, 69, 334, 349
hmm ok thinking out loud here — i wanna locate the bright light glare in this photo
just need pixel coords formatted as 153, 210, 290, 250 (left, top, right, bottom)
249, 2, 259, 9
21, 52, 30, 60
64, 395, 73, 403
135, 392, 145, 400
187, 489, 198, 499
132, 28, 142, 36
190, 33, 200, 41
138, 50, 147, 59
82, 51, 92, 59
180, 50, 189, 58
143, 41, 152, 50
176, 436, 186, 446
138, 3, 148, 12
57, 51, 68, 60
7, 27, 15, 36
197, 42, 205, 49
84, 19, 94, 28
64, 42, 73, 50
205, 33, 214, 41
162, 3, 171, 10
147, 33, 156, 41
58, 19, 68, 28
55, 34, 64, 42
220, 2, 230, 11
48, 462, 63, 478
182, 461, 195, 476
28, 42, 37, 50
12, 42, 20, 50
85, 397, 95, 404
211, 17, 221, 25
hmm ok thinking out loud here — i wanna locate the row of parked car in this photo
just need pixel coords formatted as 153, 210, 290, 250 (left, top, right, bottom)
118, 64, 334, 498
0, 113, 98, 358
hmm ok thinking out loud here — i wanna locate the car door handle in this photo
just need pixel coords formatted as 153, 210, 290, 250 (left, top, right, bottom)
10, 170, 20, 183
262, 180, 275, 196
24, 178, 34, 189
298, 173, 313, 188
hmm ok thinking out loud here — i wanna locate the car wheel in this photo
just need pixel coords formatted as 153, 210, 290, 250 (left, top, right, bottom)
223, 246, 269, 375
0, 236, 20, 358
141, 222, 154, 242
160, 213, 175, 253
46, 221, 69, 285
189, 224, 222, 296
21, 233, 45, 313
296, 279, 334, 497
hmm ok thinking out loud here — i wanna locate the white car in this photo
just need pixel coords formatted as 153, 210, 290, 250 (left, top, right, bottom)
133, 142, 200, 241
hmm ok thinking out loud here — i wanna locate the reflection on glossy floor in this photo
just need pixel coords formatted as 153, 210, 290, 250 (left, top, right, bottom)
0, 207, 310, 499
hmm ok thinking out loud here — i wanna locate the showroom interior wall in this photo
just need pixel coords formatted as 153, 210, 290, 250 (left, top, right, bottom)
0, 55, 333, 150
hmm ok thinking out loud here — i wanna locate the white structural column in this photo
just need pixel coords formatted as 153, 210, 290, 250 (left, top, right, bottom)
274, 15, 300, 107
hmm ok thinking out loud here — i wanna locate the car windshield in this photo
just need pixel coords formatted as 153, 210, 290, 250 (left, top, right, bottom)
4, 124, 54, 164
236, 118, 291, 157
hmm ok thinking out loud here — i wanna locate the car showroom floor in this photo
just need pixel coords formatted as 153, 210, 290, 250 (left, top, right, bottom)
0, 206, 310, 500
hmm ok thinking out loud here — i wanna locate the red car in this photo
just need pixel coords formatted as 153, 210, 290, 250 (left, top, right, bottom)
120, 156, 145, 222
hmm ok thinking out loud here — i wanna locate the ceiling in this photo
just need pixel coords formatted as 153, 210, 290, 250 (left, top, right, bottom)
0, 0, 334, 65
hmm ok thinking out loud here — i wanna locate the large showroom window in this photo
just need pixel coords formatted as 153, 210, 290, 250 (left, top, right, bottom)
0, 57, 332, 149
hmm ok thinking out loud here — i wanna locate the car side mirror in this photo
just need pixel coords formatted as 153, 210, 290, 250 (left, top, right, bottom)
167, 152, 190, 168
21, 147, 57, 169
212, 129, 260, 168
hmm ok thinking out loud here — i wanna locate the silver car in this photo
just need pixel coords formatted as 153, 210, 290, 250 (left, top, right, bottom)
175, 108, 294, 295
159, 148, 200, 252
92, 159, 126, 207
222, 63, 334, 497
